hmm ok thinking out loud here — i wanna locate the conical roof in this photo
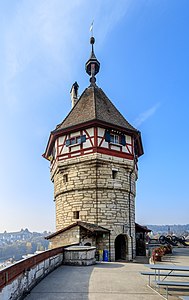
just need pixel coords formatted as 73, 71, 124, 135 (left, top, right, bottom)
54, 85, 137, 133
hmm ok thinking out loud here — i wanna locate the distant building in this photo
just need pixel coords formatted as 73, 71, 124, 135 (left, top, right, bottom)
44, 36, 143, 261
0, 229, 33, 244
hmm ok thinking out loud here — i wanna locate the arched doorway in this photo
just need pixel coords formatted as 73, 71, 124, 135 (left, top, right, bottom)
115, 234, 127, 260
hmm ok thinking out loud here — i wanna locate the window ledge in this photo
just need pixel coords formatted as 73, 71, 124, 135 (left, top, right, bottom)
68, 142, 81, 147
109, 142, 122, 146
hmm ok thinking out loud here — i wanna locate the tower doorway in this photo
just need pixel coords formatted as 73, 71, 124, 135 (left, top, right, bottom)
115, 234, 127, 260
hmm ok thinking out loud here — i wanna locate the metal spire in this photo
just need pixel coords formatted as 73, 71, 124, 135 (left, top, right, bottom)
85, 26, 100, 85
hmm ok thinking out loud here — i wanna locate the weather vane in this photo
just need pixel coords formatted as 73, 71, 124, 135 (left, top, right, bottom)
90, 20, 94, 37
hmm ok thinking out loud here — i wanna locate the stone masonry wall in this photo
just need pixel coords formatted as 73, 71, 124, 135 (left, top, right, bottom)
52, 153, 137, 261
0, 250, 63, 300
49, 226, 80, 249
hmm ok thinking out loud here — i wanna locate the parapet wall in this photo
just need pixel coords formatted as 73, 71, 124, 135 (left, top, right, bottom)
0, 247, 64, 300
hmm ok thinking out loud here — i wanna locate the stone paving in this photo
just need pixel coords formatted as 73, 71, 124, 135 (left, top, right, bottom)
25, 247, 189, 300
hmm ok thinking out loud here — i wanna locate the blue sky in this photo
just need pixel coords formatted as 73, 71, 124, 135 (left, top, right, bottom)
0, 0, 189, 232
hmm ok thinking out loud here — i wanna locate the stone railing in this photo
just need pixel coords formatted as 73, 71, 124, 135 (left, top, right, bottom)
0, 247, 64, 300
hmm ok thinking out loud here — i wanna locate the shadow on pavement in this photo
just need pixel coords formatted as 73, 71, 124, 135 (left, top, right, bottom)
95, 262, 125, 268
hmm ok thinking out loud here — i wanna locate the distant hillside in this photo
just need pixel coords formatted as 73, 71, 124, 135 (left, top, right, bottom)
0, 229, 50, 262
147, 224, 189, 235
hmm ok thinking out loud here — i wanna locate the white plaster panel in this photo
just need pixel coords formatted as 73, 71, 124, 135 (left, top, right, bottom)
83, 139, 92, 149
98, 138, 101, 146
111, 145, 120, 151
84, 150, 93, 154
86, 128, 94, 136
127, 145, 132, 153
71, 152, 80, 157
62, 145, 69, 154
98, 127, 105, 137
59, 136, 65, 144
70, 131, 80, 138
59, 155, 68, 160
70, 145, 80, 152
122, 146, 129, 153
101, 140, 108, 148
126, 135, 131, 144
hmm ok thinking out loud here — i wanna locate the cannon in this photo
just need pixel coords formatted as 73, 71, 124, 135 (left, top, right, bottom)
159, 235, 188, 246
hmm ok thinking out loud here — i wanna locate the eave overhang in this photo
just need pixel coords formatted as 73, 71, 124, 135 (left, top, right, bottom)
45, 221, 110, 240
135, 223, 151, 233
43, 119, 144, 160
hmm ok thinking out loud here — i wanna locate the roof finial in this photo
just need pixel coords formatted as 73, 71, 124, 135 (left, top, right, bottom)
85, 22, 100, 86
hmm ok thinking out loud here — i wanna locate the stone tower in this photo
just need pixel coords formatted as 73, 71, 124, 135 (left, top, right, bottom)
43, 37, 143, 261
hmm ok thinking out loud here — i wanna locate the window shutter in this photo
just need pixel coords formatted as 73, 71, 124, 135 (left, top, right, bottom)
105, 130, 110, 142
66, 139, 70, 147
81, 135, 86, 143
120, 135, 126, 146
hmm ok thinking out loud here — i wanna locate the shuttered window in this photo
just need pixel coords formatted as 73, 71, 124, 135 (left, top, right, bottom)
105, 130, 126, 146
110, 134, 119, 144
66, 135, 86, 147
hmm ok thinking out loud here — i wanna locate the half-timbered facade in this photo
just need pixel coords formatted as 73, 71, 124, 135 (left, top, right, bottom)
44, 36, 143, 261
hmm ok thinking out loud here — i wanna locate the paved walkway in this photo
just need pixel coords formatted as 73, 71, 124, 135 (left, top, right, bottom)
25, 248, 189, 300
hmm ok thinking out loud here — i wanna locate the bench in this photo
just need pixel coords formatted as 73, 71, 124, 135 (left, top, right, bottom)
141, 271, 189, 285
156, 280, 189, 299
